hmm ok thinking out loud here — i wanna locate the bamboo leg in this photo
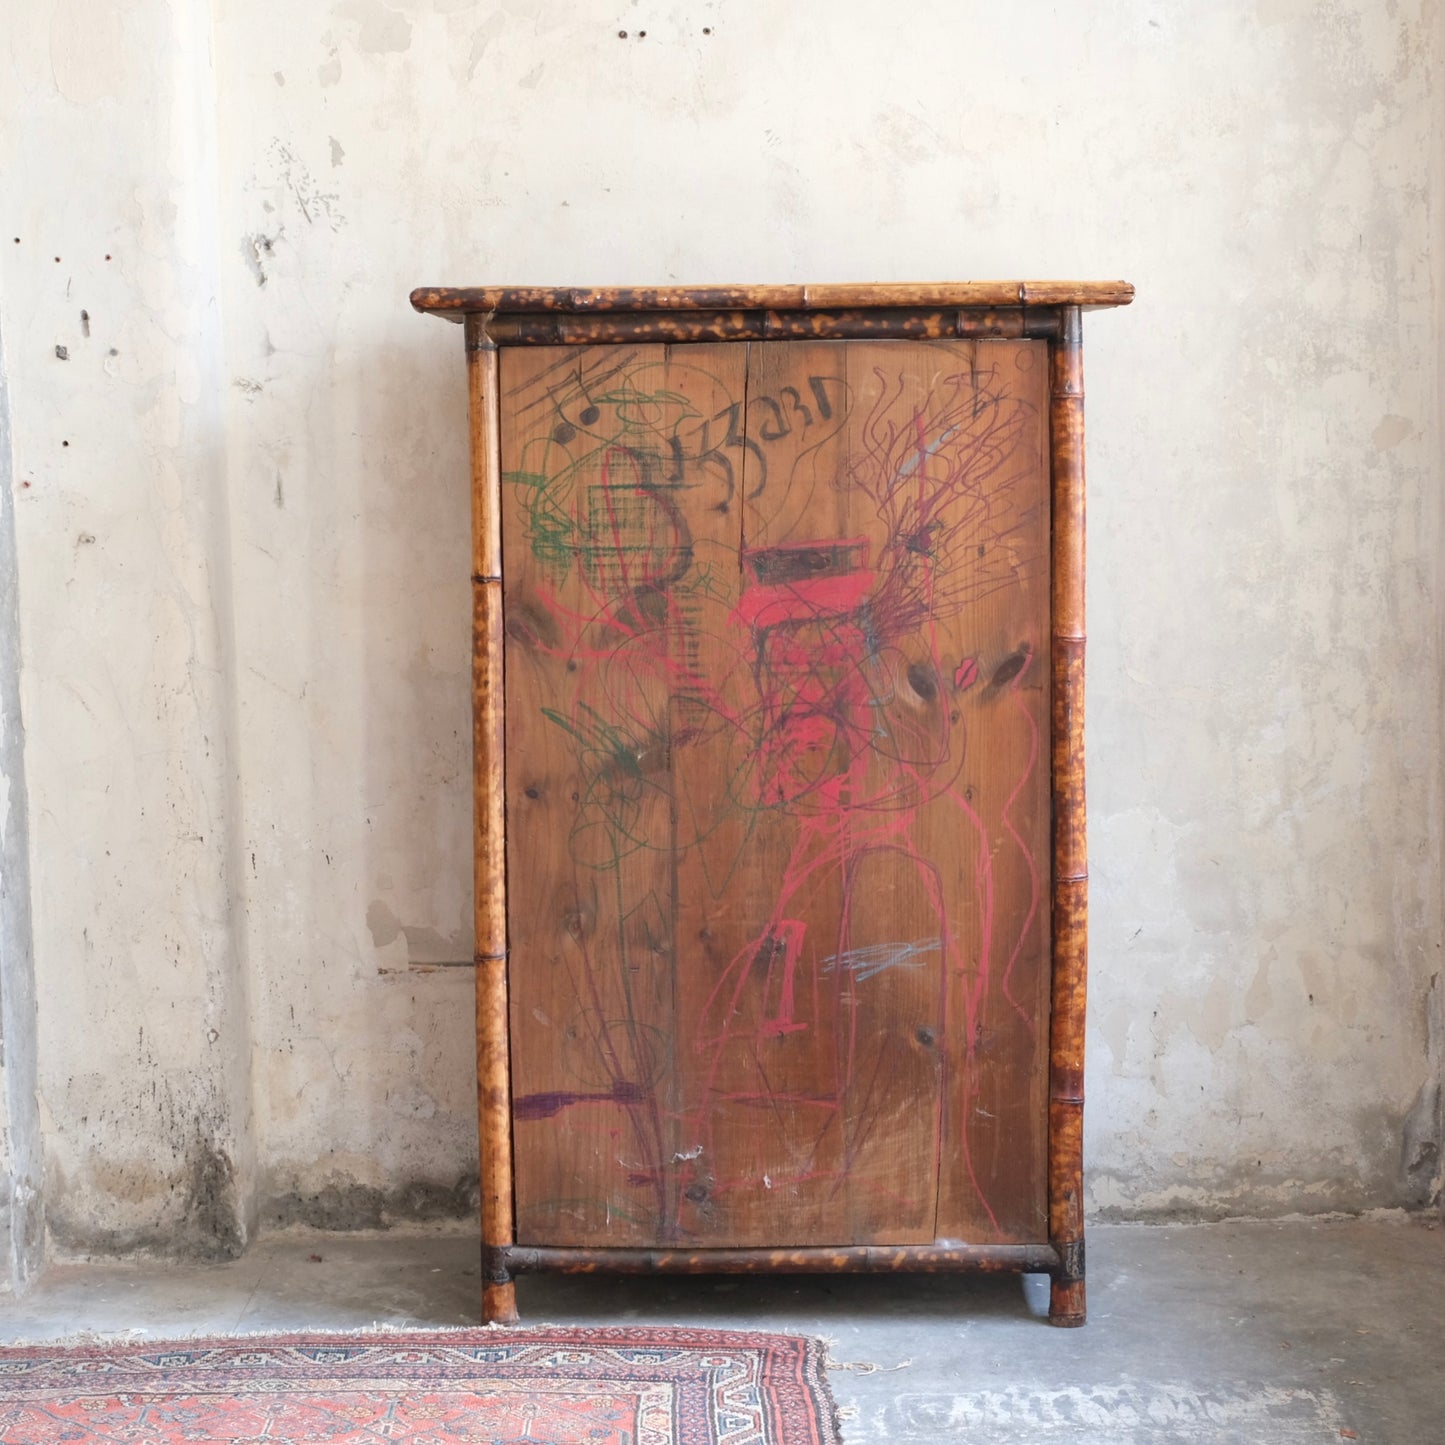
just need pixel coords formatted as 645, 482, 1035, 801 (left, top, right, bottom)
467, 315, 517, 1326
1047, 306, 1088, 1328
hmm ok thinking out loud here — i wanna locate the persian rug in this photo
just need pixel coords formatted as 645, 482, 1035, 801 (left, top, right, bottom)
0, 1326, 842, 1444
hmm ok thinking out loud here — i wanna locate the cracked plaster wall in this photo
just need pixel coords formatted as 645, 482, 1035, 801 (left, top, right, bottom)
0, 0, 1441, 1255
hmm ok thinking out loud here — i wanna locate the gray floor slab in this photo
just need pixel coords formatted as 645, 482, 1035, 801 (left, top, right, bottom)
0, 1217, 1439, 1443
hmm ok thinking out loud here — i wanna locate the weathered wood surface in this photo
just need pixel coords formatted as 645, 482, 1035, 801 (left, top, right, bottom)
413, 281, 1136, 319
499, 338, 1052, 1251
1047, 305, 1089, 1327
478, 308, 1066, 347
504, 1242, 1062, 1274
465, 318, 518, 1325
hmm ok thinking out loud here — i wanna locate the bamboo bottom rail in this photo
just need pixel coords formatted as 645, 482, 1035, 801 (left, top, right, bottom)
503, 1243, 1064, 1276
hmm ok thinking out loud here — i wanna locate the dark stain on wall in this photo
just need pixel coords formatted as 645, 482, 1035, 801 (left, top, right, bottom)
263, 1175, 480, 1232
181, 1138, 246, 1260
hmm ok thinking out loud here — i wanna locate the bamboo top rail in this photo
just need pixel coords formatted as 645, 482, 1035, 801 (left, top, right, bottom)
410, 281, 1135, 319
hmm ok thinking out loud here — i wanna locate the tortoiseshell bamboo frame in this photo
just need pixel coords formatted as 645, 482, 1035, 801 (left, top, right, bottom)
413, 282, 1132, 1328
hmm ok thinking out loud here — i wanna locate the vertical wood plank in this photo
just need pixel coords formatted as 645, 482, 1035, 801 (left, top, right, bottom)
500, 344, 749, 1246
673, 342, 857, 1245
924, 340, 1052, 1246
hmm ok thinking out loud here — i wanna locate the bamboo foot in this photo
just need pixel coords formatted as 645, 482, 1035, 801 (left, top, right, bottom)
1048, 1276, 1086, 1327
482, 1280, 518, 1325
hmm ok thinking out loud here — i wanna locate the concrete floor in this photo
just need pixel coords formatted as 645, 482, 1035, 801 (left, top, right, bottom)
0, 1217, 1439, 1444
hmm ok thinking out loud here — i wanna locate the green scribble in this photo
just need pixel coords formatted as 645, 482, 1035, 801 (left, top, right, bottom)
504, 466, 579, 579
541, 703, 643, 788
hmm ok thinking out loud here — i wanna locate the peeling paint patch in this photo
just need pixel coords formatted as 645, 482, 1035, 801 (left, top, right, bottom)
335, 0, 413, 55
367, 900, 468, 964
366, 899, 402, 948
265, 142, 343, 230
1371, 413, 1412, 450
48, 0, 128, 105
241, 233, 277, 287
464, 13, 506, 80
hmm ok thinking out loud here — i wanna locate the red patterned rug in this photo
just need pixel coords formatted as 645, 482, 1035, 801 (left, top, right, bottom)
0, 1327, 841, 1443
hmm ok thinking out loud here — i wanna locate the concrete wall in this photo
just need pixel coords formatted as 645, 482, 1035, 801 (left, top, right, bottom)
0, 0, 1440, 1258
0, 318, 44, 1291
4, 0, 258, 1257
1435, 0, 1445, 1227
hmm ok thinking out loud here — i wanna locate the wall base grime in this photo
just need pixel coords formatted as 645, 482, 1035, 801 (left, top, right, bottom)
47, 1137, 250, 1263
261, 1175, 480, 1234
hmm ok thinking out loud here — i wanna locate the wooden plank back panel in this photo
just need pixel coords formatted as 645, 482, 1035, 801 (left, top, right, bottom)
501, 339, 1049, 1249
671, 346, 855, 1244
501, 345, 746, 1245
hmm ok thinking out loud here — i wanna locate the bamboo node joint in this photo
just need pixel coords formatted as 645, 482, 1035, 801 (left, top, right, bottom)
1055, 1238, 1085, 1283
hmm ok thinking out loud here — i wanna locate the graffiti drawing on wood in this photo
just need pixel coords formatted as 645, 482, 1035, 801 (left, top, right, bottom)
500, 339, 1051, 1249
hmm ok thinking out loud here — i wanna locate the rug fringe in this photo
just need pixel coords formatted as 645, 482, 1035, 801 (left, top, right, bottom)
0, 1322, 482, 1348
819, 1337, 914, 1374
0, 1321, 838, 1352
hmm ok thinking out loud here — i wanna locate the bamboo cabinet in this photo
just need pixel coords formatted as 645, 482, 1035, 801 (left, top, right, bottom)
410, 283, 1133, 1327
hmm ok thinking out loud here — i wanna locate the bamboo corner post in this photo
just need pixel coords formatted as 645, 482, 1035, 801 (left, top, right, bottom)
1048, 305, 1089, 1327
465, 312, 517, 1327
416, 284, 1132, 1329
